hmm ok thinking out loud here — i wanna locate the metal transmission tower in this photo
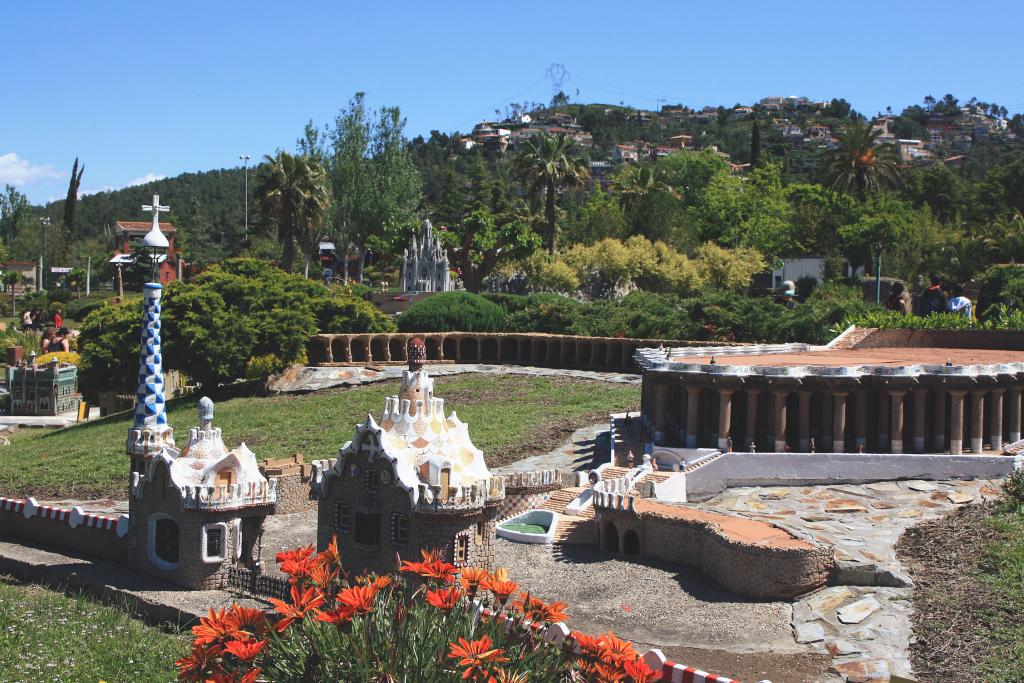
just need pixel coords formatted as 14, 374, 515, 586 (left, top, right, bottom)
546, 63, 570, 99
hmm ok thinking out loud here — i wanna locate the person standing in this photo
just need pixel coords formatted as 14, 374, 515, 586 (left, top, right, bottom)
53, 308, 63, 330
20, 309, 31, 332
947, 284, 972, 318
919, 274, 947, 316
885, 282, 912, 314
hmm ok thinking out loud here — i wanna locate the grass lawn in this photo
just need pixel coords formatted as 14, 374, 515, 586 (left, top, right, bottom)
0, 576, 188, 682
898, 489, 1024, 681
0, 374, 638, 500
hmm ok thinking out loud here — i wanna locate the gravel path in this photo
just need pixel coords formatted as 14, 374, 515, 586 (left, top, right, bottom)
491, 538, 801, 654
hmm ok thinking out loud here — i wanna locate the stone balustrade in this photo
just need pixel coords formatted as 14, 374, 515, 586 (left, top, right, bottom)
180, 479, 277, 509
307, 332, 740, 372
414, 476, 504, 512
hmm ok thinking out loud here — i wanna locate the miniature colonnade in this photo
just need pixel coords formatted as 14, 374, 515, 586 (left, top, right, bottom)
639, 361, 1024, 455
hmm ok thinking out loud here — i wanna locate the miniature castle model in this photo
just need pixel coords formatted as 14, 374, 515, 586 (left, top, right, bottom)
400, 219, 452, 292
311, 338, 504, 575
124, 206, 276, 589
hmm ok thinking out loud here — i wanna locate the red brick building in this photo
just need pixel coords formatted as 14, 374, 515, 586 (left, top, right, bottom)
111, 220, 182, 285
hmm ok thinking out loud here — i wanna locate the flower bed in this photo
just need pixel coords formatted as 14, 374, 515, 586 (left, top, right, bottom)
175, 537, 674, 682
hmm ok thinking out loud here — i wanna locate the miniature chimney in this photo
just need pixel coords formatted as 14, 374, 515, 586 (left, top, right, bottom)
408, 336, 426, 371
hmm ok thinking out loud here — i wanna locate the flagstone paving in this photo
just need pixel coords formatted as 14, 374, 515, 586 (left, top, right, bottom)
702, 477, 1005, 681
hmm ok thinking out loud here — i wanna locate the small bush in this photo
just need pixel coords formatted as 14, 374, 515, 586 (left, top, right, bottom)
34, 351, 81, 366
1001, 468, 1024, 511
398, 292, 506, 333
505, 294, 581, 334
245, 353, 298, 381
47, 289, 72, 304
46, 301, 64, 319
314, 296, 396, 334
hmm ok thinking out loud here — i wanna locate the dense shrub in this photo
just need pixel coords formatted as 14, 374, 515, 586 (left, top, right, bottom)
570, 292, 685, 339
504, 294, 582, 334
978, 264, 1024, 315
77, 302, 142, 399
315, 297, 396, 334
398, 292, 506, 332
480, 292, 529, 313
835, 308, 1024, 332
789, 282, 872, 344
34, 351, 81, 366
47, 289, 72, 304
65, 294, 119, 321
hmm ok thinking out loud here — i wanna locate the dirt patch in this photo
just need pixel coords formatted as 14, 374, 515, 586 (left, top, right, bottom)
896, 504, 1006, 681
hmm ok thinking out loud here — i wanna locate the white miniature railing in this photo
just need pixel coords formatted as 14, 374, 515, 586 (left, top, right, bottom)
592, 490, 637, 512
180, 479, 277, 509
0, 496, 128, 537
500, 469, 561, 490
415, 476, 505, 511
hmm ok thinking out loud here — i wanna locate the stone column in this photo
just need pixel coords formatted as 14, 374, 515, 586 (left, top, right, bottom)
653, 381, 670, 444
745, 388, 760, 451
912, 388, 928, 452
797, 390, 812, 452
990, 389, 1005, 451
685, 386, 701, 448
949, 390, 965, 455
1008, 388, 1022, 443
875, 389, 889, 452
933, 389, 946, 452
854, 390, 868, 450
717, 388, 734, 451
970, 390, 986, 454
772, 390, 788, 452
832, 392, 849, 453
889, 390, 907, 453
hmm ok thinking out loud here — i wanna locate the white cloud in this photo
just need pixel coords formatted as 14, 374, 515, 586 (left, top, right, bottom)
126, 172, 166, 187
0, 153, 63, 186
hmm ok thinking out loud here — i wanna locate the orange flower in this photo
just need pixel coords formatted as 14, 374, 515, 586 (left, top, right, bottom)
268, 585, 326, 632
418, 548, 442, 563
623, 657, 661, 682
511, 593, 565, 622
483, 578, 519, 606
448, 635, 509, 681
369, 574, 394, 592
574, 659, 624, 682
316, 604, 356, 625
425, 586, 462, 612
316, 535, 342, 568
276, 545, 314, 568
400, 557, 458, 584
224, 638, 268, 662
192, 607, 233, 646
597, 632, 636, 665
337, 585, 377, 617
570, 631, 605, 659
459, 567, 489, 596
276, 545, 317, 585
224, 605, 269, 640
175, 642, 222, 681
307, 562, 339, 588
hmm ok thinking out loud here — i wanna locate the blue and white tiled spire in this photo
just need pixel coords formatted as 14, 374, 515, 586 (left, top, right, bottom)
125, 282, 175, 456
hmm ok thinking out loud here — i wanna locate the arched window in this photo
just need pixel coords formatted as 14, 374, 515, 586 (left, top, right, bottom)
623, 529, 640, 555
605, 521, 619, 553
149, 514, 180, 569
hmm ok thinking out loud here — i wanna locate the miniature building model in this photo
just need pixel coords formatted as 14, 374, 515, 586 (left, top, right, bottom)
8, 360, 81, 416
312, 338, 504, 576
124, 221, 276, 589
111, 219, 182, 285
400, 219, 452, 292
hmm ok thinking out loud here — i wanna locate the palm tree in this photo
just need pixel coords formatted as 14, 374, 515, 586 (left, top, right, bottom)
255, 151, 330, 272
610, 164, 682, 213
824, 121, 903, 202
982, 210, 1024, 263
515, 134, 589, 253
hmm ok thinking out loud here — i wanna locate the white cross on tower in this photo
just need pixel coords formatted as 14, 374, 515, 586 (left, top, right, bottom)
141, 194, 170, 231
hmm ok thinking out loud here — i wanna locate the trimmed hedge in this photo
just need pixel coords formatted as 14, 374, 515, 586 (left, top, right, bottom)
397, 292, 506, 333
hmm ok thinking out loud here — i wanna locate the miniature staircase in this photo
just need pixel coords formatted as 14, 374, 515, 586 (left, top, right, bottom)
600, 466, 630, 480
536, 486, 595, 545
540, 486, 587, 513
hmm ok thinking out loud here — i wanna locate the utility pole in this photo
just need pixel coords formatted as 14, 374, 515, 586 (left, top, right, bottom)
239, 154, 251, 241
85, 256, 91, 296
40, 216, 50, 291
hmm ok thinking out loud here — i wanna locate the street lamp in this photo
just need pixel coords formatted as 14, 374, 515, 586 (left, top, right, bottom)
240, 154, 251, 240
40, 216, 50, 290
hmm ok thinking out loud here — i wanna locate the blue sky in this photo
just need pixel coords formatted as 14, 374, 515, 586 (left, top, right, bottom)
3, 0, 1023, 204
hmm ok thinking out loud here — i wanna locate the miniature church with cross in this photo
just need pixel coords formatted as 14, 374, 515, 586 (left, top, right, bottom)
399, 219, 453, 292
311, 337, 505, 576
125, 196, 277, 589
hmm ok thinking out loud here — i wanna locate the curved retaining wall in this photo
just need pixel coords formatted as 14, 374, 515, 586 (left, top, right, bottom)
594, 496, 833, 600
0, 497, 129, 564
307, 333, 738, 372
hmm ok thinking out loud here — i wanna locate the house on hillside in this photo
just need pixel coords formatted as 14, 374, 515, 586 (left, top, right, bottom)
612, 144, 640, 163
111, 220, 183, 285
0, 261, 37, 292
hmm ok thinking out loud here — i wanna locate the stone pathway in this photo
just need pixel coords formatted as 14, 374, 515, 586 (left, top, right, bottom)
269, 363, 640, 393
701, 478, 1005, 681
492, 422, 608, 475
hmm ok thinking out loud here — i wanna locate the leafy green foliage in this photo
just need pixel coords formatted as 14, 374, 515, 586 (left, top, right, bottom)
398, 291, 505, 332
77, 301, 143, 398
835, 309, 1024, 333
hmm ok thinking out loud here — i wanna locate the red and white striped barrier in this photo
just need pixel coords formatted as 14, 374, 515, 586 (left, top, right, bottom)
1, 497, 129, 537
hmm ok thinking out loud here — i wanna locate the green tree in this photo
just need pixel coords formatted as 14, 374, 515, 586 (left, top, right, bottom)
696, 163, 794, 259
63, 157, 85, 248
562, 186, 627, 245
0, 185, 29, 245
78, 301, 143, 398
750, 121, 762, 167
326, 93, 422, 281
838, 194, 919, 274
514, 134, 590, 254
824, 121, 903, 202
254, 151, 330, 272
610, 164, 681, 213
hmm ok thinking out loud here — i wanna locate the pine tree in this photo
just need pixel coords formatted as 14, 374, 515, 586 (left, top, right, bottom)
750, 121, 761, 168
63, 157, 85, 251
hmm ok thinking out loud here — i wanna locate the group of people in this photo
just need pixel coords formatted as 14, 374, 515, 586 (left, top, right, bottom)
886, 275, 973, 318
20, 307, 63, 333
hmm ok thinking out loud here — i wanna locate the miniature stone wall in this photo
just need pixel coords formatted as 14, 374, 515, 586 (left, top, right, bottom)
684, 451, 1021, 501
0, 497, 129, 564
260, 454, 315, 514
307, 332, 739, 372
494, 469, 569, 521
593, 495, 833, 600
